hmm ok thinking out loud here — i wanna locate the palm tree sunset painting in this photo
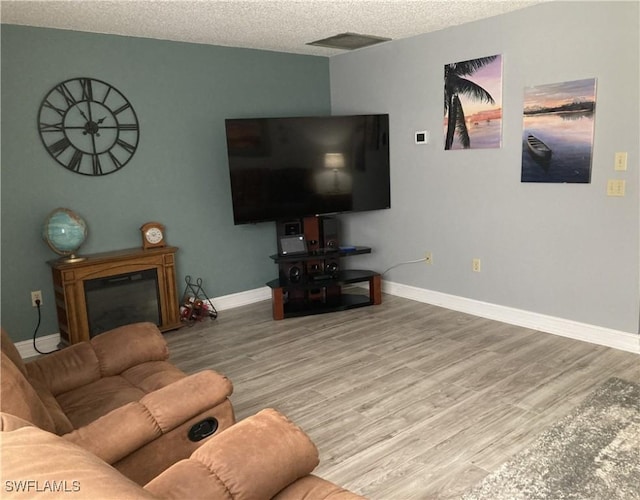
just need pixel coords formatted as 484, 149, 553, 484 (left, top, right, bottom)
521, 78, 596, 183
444, 54, 502, 150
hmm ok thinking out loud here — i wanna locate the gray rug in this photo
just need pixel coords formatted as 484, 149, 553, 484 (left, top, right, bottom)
463, 377, 640, 500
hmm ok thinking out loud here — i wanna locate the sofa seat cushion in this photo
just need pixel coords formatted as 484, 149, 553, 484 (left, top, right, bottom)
28, 376, 74, 435
57, 376, 149, 429
120, 360, 186, 393
56, 360, 190, 430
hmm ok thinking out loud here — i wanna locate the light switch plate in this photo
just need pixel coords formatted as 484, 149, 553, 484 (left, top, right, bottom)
614, 152, 628, 171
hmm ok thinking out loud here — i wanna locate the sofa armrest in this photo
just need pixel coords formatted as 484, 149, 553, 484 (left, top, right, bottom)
0, 412, 37, 432
144, 409, 319, 499
274, 475, 367, 499
63, 402, 157, 464
63, 370, 232, 464
139, 370, 233, 432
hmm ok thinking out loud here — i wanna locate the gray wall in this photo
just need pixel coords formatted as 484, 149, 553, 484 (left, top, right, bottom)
1, 25, 330, 341
331, 1, 639, 334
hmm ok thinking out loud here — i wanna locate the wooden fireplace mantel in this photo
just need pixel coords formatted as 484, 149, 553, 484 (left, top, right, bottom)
48, 246, 182, 345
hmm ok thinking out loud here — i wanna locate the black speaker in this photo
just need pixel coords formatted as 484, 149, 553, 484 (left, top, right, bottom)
325, 259, 340, 278
282, 220, 302, 235
320, 216, 339, 250
279, 263, 304, 284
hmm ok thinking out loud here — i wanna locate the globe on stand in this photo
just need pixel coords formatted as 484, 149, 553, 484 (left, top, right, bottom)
42, 208, 88, 262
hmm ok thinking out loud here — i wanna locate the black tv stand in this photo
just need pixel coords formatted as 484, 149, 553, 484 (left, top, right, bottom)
266, 216, 382, 320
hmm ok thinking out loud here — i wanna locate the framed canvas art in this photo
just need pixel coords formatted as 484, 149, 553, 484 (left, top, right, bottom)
444, 54, 503, 150
521, 78, 597, 183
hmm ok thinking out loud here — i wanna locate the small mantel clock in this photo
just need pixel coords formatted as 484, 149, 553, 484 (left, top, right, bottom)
140, 222, 166, 250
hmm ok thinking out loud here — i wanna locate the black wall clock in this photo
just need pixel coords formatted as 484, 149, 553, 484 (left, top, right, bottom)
38, 77, 139, 176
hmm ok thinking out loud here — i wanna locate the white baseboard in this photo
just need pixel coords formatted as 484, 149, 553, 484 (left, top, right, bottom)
15, 334, 61, 360
383, 280, 640, 354
16, 283, 638, 358
209, 286, 272, 311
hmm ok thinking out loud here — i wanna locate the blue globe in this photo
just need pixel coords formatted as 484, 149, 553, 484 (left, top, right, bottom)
43, 208, 88, 260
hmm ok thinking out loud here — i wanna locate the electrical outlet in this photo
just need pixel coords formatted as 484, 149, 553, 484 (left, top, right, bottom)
31, 290, 43, 307
607, 179, 625, 197
472, 258, 481, 272
425, 252, 433, 265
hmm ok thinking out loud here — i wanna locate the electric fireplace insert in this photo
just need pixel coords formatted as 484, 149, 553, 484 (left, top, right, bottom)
84, 269, 161, 337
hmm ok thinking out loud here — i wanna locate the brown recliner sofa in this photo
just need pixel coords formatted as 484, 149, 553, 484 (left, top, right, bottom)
0, 322, 235, 485
1, 408, 365, 499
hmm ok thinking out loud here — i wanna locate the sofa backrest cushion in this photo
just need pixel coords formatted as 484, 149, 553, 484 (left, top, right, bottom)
0, 412, 156, 499
26, 342, 101, 396
90, 322, 169, 377
1, 328, 27, 376
24, 323, 170, 397
0, 352, 56, 433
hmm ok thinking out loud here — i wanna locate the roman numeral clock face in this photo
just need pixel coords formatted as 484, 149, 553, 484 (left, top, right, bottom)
38, 78, 139, 176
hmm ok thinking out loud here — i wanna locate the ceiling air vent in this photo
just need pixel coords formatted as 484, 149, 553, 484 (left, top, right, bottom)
307, 32, 391, 50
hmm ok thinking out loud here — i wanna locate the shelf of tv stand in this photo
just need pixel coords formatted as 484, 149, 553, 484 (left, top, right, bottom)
269, 246, 372, 263
267, 269, 382, 320
266, 269, 378, 290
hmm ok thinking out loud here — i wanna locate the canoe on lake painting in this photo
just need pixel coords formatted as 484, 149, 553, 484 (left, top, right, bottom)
526, 134, 552, 162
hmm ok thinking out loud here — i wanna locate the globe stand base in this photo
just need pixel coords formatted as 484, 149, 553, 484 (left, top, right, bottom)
58, 254, 86, 263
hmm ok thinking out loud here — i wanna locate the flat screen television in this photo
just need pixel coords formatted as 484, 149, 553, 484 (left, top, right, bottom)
224, 114, 390, 225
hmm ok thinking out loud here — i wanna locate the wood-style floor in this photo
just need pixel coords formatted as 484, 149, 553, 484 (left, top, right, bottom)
164, 294, 639, 499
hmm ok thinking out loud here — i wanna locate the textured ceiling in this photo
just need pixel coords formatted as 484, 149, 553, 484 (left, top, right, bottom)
0, 0, 546, 57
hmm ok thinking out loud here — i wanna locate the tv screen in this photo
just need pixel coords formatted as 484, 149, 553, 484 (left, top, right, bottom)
225, 114, 390, 225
